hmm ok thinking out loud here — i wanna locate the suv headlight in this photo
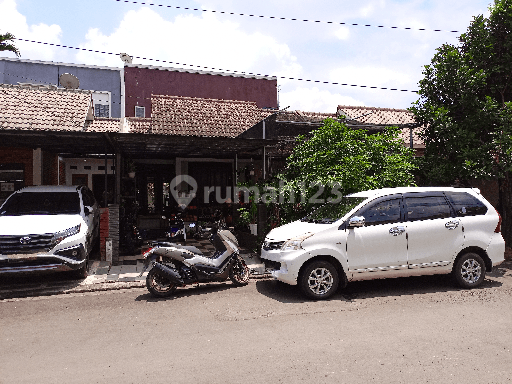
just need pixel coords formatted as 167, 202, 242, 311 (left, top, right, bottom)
281, 233, 314, 251
51, 224, 81, 246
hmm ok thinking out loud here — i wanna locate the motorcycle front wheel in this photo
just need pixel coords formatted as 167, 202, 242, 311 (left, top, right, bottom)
146, 268, 177, 298
229, 258, 250, 286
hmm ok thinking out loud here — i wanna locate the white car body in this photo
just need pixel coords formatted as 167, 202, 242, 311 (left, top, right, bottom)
0, 185, 99, 274
261, 187, 505, 299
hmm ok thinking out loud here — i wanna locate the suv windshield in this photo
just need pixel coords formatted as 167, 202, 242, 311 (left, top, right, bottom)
301, 197, 366, 223
0, 192, 81, 216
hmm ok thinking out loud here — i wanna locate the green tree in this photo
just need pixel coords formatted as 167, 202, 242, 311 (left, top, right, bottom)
410, 0, 512, 247
266, 118, 417, 224
0, 32, 20, 57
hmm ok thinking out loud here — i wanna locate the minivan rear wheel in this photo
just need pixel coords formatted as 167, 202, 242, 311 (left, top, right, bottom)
453, 252, 485, 288
300, 260, 339, 300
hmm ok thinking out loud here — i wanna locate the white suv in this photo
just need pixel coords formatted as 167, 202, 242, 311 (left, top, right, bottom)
261, 187, 505, 299
0, 185, 100, 278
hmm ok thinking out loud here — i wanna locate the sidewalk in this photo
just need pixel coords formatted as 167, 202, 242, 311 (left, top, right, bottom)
80, 251, 266, 287
0, 242, 268, 300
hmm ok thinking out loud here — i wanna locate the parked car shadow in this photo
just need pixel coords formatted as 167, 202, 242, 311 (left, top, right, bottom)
256, 273, 503, 304
0, 271, 85, 300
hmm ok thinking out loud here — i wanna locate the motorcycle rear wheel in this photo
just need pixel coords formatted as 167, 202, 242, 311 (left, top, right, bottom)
229, 259, 250, 286
146, 268, 177, 298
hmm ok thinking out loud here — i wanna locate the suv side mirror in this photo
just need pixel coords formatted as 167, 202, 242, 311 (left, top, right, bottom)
348, 216, 365, 228
84, 206, 93, 216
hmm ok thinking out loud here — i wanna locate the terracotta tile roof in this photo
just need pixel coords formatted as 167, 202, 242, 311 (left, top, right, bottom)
125, 117, 152, 133
276, 110, 337, 123
337, 105, 417, 126
338, 105, 424, 148
132, 95, 274, 138
83, 118, 121, 132
0, 83, 93, 131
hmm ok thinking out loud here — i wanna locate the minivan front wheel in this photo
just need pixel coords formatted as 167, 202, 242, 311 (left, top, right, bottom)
453, 253, 486, 289
300, 260, 339, 300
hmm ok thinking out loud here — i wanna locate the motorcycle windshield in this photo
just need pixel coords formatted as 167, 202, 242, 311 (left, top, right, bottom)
212, 234, 227, 253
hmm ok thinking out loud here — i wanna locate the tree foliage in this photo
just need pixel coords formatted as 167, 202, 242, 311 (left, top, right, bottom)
410, 0, 512, 246
0, 32, 20, 57
266, 118, 416, 224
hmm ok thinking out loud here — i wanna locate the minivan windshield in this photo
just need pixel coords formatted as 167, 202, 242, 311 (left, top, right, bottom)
0, 192, 81, 216
301, 197, 366, 224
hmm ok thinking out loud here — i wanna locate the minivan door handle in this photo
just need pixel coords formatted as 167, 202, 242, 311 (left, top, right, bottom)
389, 226, 405, 236
445, 220, 459, 230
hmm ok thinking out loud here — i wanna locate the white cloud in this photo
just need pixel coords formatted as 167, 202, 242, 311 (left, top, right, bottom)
330, 65, 414, 89
0, 0, 62, 61
75, 6, 301, 78
279, 86, 365, 113
334, 26, 350, 40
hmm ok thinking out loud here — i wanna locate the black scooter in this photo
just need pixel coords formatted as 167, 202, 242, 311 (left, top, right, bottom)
139, 228, 249, 297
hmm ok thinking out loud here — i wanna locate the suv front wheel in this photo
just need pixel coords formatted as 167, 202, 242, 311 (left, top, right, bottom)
299, 260, 339, 300
453, 252, 486, 288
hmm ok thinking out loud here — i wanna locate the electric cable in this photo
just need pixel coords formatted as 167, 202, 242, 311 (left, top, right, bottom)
12, 39, 419, 93
115, 0, 461, 33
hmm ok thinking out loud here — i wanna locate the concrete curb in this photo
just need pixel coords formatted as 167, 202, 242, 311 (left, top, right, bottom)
0, 253, 270, 300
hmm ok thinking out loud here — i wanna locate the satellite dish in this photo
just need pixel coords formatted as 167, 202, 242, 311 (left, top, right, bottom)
59, 73, 80, 89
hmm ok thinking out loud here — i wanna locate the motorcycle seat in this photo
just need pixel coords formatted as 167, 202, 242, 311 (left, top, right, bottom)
179, 245, 203, 255
152, 242, 204, 256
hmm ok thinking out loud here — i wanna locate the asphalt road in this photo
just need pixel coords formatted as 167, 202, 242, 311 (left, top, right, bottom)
1, 262, 512, 384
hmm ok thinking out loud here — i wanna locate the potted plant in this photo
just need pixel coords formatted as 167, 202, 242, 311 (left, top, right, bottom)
237, 199, 258, 235
126, 160, 136, 178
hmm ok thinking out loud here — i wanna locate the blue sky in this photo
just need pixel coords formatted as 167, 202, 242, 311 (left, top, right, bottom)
1, 0, 492, 112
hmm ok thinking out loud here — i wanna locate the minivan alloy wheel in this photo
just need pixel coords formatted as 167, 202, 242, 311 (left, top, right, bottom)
461, 258, 482, 284
308, 267, 333, 293
454, 252, 486, 289
300, 260, 339, 300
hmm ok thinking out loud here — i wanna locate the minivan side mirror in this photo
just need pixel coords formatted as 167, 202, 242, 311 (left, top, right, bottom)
348, 216, 365, 228
84, 206, 93, 216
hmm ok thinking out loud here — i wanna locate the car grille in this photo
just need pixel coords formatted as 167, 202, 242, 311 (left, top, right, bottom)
262, 241, 285, 251
0, 234, 54, 255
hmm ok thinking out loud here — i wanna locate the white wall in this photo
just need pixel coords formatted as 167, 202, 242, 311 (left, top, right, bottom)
64, 158, 115, 190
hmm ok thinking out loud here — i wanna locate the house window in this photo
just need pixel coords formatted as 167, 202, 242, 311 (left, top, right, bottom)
95, 104, 110, 118
135, 106, 145, 118
92, 91, 111, 118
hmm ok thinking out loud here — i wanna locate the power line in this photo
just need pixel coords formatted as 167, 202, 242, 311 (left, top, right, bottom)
13, 39, 419, 94
115, 0, 460, 33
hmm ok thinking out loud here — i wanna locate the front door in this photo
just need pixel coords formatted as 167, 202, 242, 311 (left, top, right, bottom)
346, 196, 408, 280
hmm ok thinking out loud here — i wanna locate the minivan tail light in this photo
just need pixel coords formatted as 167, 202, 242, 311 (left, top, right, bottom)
495, 211, 502, 233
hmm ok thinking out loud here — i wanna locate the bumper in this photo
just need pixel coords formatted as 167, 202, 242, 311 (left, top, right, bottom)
0, 244, 86, 274
486, 233, 506, 268
260, 249, 308, 286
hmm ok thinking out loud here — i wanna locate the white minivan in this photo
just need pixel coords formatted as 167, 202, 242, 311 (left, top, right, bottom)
260, 187, 505, 299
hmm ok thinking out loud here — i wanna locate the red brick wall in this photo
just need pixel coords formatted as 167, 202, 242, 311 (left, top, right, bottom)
99, 208, 109, 261
124, 66, 278, 117
42, 152, 57, 185
59, 158, 66, 185
0, 147, 33, 186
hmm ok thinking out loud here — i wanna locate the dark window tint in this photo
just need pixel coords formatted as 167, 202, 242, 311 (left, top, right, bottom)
0, 192, 80, 216
359, 199, 401, 226
405, 196, 452, 221
446, 192, 488, 216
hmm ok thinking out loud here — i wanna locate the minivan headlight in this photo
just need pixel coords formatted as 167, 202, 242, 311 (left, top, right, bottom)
51, 224, 81, 246
281, 233, 314, 251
